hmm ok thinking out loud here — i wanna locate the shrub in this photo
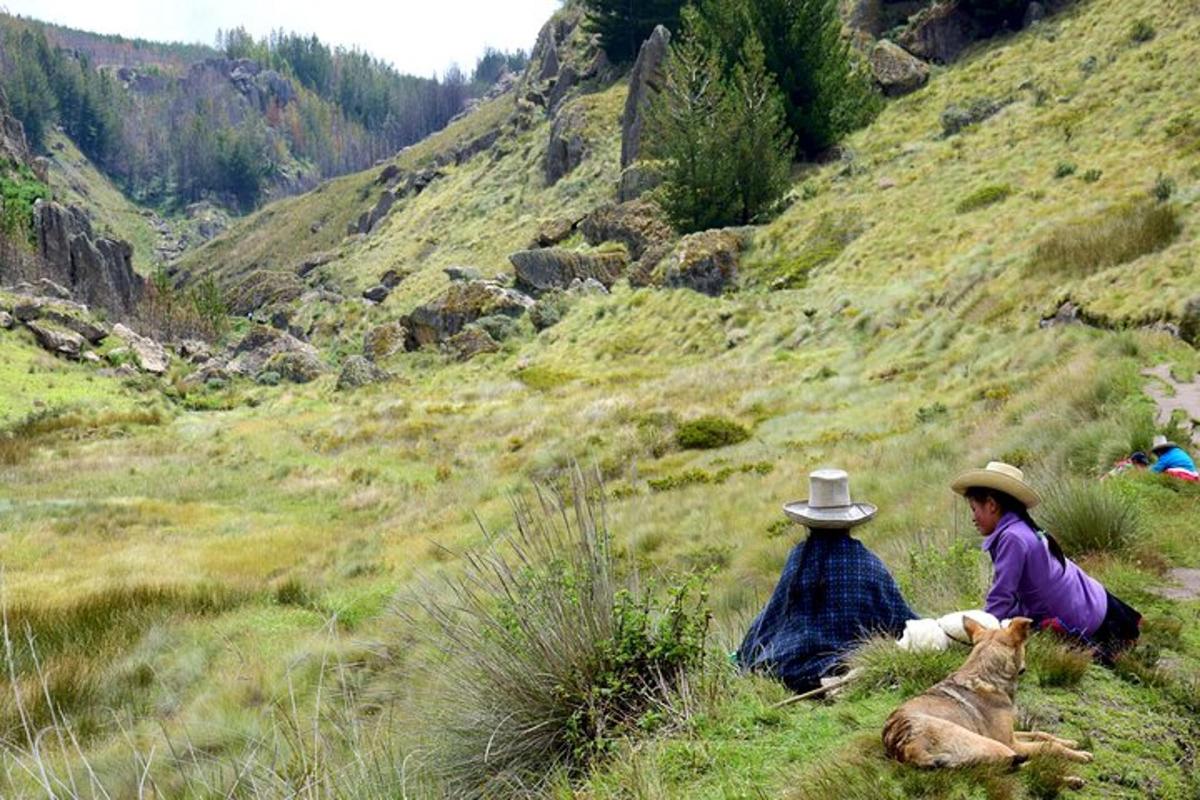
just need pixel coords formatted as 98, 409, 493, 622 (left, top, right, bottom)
675, 415, 751, 449
916, 402, 949, 423
956, 184, 1013, 213
1151, 173, 1176, 202
1129, 18, 1156, 44
1082, 168, 1102, 183
1179, 296, 1200, 347
1038, 478, 1143, 555
407, 469, 709, 796
1029, 200, 1180, 275
899, 534, 988, 613
1053, 162, 1077, 179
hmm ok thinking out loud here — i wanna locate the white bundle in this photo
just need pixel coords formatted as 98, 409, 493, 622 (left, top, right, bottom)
895, 610, 1002, 652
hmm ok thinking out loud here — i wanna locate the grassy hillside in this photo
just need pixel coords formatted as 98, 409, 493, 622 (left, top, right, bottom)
0, 0, 1198, 796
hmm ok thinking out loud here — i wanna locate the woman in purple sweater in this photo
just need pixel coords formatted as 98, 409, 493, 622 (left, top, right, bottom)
950, 462, 1142, 663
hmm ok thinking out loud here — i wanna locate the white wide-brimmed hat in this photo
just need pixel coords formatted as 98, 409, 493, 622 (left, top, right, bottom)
783, 468, 877, 529
950, 461, 1041, 509
1151, 435, 1179, 454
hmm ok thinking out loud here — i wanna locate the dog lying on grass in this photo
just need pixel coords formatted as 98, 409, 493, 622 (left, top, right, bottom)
883, 616, 1092, 784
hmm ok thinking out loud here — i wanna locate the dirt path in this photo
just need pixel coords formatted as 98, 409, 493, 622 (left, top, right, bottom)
1149, 568, 1200, 601
1141, 365, 1200, 446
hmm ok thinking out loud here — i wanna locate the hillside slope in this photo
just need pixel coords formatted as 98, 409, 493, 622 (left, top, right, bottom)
0, 0, 1197, 797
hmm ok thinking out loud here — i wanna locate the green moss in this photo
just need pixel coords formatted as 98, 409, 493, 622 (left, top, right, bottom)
955, 183, 1013, 213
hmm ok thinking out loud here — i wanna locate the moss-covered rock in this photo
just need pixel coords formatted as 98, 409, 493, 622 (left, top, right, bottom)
509, 248, 628, 295
446, 326, 500, 362
580, 199, 674, 261
263, 350, 324, 384
405, 281, 535, 347
363, 321, 408, 361
655, 229, 750, 296
337, 355, 390, 390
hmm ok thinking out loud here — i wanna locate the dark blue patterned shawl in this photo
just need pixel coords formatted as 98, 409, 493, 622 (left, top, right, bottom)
737, 530, 917, 691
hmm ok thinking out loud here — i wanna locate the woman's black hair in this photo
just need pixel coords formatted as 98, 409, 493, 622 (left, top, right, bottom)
963, 486, 1067, 568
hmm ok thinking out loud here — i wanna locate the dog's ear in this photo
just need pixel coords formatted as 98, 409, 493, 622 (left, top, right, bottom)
962, 616, 986, 643
1006, 617, 1034, 643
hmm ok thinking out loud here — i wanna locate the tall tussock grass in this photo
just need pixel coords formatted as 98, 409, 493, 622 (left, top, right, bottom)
1029, 200, 1180, 276
402, 467, 710, 797
1038, 478, 1143, 556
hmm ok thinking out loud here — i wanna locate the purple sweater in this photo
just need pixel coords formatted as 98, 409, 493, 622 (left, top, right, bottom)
982, 512, 1107, 636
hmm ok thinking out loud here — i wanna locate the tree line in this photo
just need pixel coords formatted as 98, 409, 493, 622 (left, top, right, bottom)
0, 14, 524, 213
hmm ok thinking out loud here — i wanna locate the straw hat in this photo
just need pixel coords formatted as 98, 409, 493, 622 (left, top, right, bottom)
783, 469, 877, 529
950, 461, 1041, 509
1151, 435, 1178, 454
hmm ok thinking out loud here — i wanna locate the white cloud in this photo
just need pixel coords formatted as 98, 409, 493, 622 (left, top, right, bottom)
4, 0, 561, 77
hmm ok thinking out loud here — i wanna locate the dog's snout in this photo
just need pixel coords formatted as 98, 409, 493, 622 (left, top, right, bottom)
1018, 665, 1027, 675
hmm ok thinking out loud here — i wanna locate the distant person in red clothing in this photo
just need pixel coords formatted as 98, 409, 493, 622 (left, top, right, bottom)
950, 462, 1141, 664
1150, 435, 1199, 482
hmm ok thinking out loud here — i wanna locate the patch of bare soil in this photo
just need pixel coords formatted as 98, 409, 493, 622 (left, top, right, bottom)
1149, 568, 1200, 601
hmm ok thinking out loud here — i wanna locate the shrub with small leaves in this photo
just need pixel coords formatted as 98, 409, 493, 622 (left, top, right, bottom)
1129, 18, 1155, 43
675, 415, 751, 449
956, 184, 1013, 213
1151, 173, 1176, 202
1081, 168, 1102, 183
1054, 162, 1077, 179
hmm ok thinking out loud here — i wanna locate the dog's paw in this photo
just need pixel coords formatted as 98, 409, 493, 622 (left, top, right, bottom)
1064, 775, 1086, 790
1069, 750, 1094, 763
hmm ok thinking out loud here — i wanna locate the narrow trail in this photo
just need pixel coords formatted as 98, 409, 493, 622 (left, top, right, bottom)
1149, 568, 1200, 602
1141, 365, 1200, 446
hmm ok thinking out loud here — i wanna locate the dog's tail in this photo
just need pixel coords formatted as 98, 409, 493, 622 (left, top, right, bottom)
882, 711, 915, 762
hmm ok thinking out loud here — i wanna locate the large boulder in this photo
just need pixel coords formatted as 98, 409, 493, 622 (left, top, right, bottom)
111, 323, 169, 374
337, 355, 390, 390
532, 217, 579, 248
11, 298, 107, 344
656, 229, 751, 296
509, 248, 629, 294
898, 2, 981, 64
545, 102, 588, 185
620, 26, 671, 180
263, 350, 324, 384
447, 327, 500, 362
405, 281, 535, 347
363, 321, 408, 361
870, 39, 931, 96
355, 189, 397, 235
580, 199, 674, 261
25, 320, 84, 360
32, 200, 143, 316
225, 326, 320, 377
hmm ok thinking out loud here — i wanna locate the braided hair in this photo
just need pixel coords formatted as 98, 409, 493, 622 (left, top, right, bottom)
963, 486, 1067, 568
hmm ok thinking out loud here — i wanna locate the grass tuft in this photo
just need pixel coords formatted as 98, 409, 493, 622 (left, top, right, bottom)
1039, 478, 1143, 556
1027, 633, 1092, 688
675, 416, 751, 450
1029, 200, 1180, 276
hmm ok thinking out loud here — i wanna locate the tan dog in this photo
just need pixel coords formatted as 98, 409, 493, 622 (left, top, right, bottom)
883, 617, 1093, 777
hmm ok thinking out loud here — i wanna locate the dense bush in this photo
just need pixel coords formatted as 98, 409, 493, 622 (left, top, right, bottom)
408, 470, 710, 796
582, 0, 687, 63
675, 415, 751, 449
1039, 478, 1143, 555
1029, 200, 1180, 275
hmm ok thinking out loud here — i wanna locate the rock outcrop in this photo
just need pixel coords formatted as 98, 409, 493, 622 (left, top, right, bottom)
580, 200, 674, 261
25, 320, 84, 360
32, 200, 144, 316
870, 40, 931, 96
225, 326, 321, 378
363, 321, 408, 361
656, 229, 751, 296
337, 355, 390, 390
262, 350, 324, 383
111, 323, 170, 374
405, 281, 535, 347
546, 102, 588, 185
619, 25, 671, 200
509, 248, 629, 295
447, 327, 500, 362
899, 2, 980, 64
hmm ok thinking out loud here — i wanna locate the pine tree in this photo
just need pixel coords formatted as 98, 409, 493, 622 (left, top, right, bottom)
582, 0, 687, 64
724, 34, 793, 224
644, 24, 735, 232
696, 0, 881, 158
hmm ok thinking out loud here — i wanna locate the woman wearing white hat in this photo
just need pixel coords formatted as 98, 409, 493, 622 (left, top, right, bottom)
950, 461, 1142, 662
737, 469, 917, 692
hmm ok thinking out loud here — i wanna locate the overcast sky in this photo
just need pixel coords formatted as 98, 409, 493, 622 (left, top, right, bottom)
2, 0, 562, 77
